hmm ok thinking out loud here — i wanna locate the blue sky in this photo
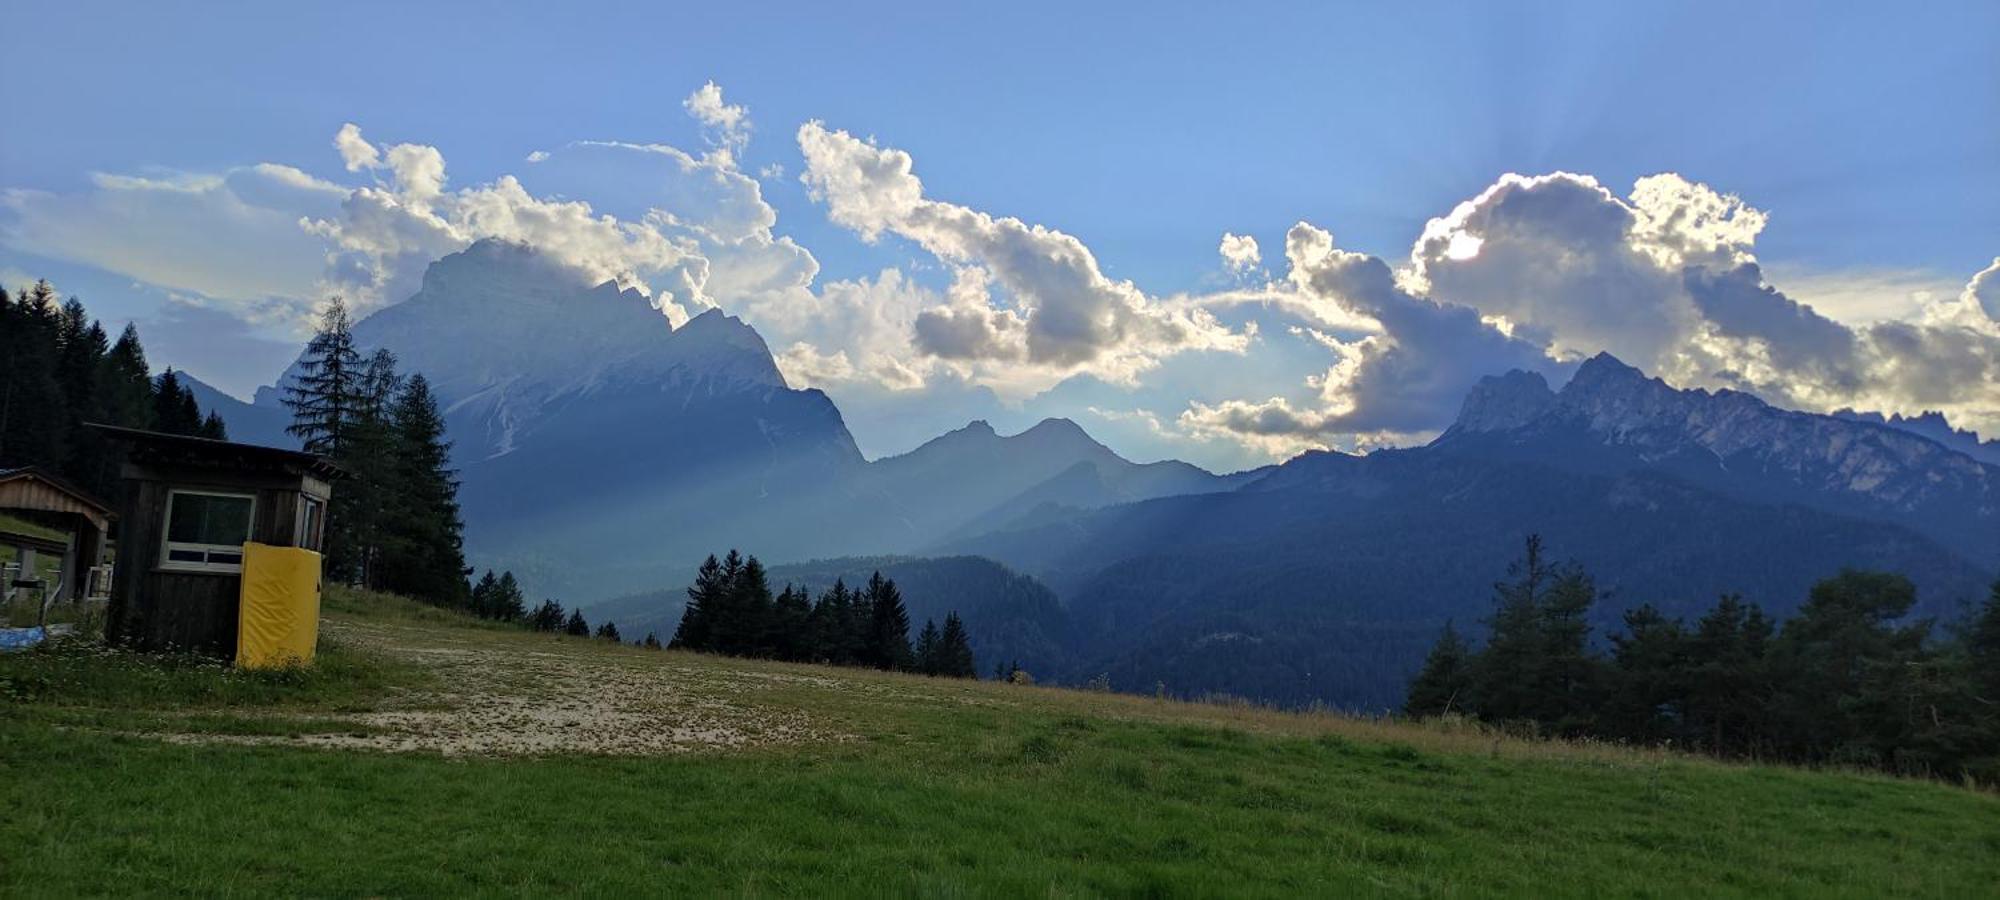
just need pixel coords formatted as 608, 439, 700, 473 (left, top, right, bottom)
4, 1, 1997, 470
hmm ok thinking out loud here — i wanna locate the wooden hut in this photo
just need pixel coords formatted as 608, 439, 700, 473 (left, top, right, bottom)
0, 466, 115, 607
90, 425, 341, 655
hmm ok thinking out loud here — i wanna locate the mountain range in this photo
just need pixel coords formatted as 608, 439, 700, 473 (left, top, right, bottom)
198, 239, 2000, 710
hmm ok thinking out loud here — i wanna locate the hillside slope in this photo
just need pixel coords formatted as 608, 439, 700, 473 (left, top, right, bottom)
2, 596, 1995, 896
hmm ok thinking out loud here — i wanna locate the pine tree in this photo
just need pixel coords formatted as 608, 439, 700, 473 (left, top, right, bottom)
863, 571, 912, 671
1537, 567, 1605, 735
100, 324, 153, 428
0, 285, 70, 470
380, 373, 467, 606
643, 632, 662, 650
672, 554, 726, 651
596, 621, 622, 642
564, 609, 590, 637
1684, 594, 1772, 757
1404, 621, 1472, 717
283, 299, 362, 455
1768, 570, 1929, 768
1969, 581, 2000, 705
771, 584, 812, 661
1468, 535, 1552, 723
723, 555, 775, 657
915, 619, 942, 676
492, 571, 527, 622
529, 599, 565, 632
199, 411, 227, 440
1603, 604, 1688, 744
939, 612, 977, 678
470, 570, 499, 618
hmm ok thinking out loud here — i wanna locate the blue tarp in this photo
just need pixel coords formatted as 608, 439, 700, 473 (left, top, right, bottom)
0, 626, 48, 651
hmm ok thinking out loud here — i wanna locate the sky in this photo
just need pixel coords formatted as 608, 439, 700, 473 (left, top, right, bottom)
3, 1, 1997, 471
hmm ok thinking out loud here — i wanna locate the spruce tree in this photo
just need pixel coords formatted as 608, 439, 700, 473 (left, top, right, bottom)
1404, 621, 1472, 717
1468, 535, 1551, 723
284, 298, 362, 455
564, 608, 590, 636
470, 571, 499, 618
672, 554, 726, 651
1969, 581, 2000, 705
596, 621, 622, 642
1603, 604, 1688, 744
381, 373, 467, 607
863, 571, 913, 671
101, 324, 154, 429
939, 612, 977, 678
915, 619, 942, 676
492, 571, 527, 622
772, 584, 812, 661
529, 600, 565, 632
643, 631, 662, 650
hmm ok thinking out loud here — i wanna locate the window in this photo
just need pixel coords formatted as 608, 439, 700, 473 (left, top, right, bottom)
296, 496, 324, 552
161, 490, 254, 573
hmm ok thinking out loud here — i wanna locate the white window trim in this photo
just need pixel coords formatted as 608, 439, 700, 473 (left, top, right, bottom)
160, 489, 256, 574
295, 495, 324, 552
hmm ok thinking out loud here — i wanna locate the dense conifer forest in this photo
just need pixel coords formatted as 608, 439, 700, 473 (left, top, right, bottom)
671, 550, 978, 677
0, 281, 225, 497
281, 299, 470, 608
1406, 535, 2000, 780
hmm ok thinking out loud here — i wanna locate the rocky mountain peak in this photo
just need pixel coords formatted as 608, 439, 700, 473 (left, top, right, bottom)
1446, 369, 1556, 434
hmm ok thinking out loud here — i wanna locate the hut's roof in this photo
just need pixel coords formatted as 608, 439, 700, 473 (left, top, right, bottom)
84, 424, 346, 481
0, 466, 116, 520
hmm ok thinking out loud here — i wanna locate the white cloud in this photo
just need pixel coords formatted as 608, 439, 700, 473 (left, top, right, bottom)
683, 81, 750, 159
1219, 232, 1261, 276
797, 121, 1248, 387
1177, 171, 2000, 458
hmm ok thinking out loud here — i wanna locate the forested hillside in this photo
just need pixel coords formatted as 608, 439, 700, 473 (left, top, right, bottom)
589, 555, 1075, 678
0, 281, 226, 497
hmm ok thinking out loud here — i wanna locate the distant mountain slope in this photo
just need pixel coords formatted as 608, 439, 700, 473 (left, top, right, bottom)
585, 555, 1074, 677
179, 374, 292, 449
1427, 353, 2000, 564
863, 418, 1247, 546
218, 239, 1241, 600
938, 355, 2000, 710
1831, 408, 2000, 467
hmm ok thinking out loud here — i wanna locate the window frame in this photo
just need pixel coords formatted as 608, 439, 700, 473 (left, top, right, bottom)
159, 488, 257, 574
295, 495, 325, 552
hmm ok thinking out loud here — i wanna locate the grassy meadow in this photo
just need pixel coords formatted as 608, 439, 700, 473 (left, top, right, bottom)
2, 588, 1996, 897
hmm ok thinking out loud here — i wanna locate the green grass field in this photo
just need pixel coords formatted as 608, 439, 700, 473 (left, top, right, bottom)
3, 589, 1996, 897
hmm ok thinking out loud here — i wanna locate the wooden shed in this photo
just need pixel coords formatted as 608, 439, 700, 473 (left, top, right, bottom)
90, 424, 341, 655
0, 466, 114, 606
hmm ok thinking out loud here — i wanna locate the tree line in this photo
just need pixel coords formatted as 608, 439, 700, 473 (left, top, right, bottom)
1406, 535, 2000, 781
673, 550, 978, 677
0, 281, 225, 499
282, 299, 468, 606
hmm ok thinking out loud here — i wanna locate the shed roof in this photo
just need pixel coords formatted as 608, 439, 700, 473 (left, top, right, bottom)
0, 466, 116, 520
85, 424, 346, 481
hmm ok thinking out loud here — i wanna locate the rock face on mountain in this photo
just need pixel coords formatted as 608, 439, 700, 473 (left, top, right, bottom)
234, 239, 1242, 598
941, 354, 2000, 710
863, 416, 1248, 545
1831, 409, 2000, 467
1431, 353, 2000, 563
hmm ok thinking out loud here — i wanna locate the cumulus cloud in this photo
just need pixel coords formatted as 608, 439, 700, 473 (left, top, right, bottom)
0, 87, 813, 334
683, 81, 750, 159
797, 121, 1247, 385
1178, 171, 2000, 459
1219, 232, 1261, 276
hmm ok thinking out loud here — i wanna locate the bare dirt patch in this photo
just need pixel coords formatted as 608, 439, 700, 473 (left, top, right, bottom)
155, 620, 850, 757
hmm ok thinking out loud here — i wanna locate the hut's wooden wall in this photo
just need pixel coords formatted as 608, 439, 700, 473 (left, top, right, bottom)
107, 474, 310, 656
